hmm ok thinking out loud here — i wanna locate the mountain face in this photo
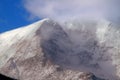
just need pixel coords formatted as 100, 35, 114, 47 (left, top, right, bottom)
0, 18, 120, 80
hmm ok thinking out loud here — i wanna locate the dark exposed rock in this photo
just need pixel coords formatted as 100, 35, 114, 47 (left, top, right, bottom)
0, 74, 17, 80
79, 73, 106, 80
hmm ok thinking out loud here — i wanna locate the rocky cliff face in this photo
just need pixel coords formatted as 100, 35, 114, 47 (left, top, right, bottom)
0, 19, 119, 80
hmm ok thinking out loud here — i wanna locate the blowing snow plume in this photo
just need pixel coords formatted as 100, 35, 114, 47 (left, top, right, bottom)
22, 0, 120, 79
23, 0, 120, 23
37, 19, 120, 80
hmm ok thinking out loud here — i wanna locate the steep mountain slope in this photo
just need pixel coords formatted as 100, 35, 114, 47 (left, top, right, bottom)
0, 18, 119, 80
64, 20, 120, 80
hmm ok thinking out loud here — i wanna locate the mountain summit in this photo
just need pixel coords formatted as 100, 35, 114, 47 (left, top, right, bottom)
0, 18, 120, 80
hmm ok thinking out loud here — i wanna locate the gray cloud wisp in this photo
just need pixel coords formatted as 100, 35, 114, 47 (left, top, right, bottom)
23, 0, 120, 23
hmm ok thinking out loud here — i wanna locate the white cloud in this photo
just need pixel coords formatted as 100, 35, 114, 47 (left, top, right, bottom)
23, 0, 120, 23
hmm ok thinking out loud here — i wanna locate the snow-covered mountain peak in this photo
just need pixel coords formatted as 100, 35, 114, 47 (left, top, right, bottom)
0, 18, 56, 69
0, 18, 120, 80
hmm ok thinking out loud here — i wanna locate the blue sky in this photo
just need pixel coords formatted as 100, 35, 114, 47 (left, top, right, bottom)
0, 0, 40, 33
0, 0, 119, 33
